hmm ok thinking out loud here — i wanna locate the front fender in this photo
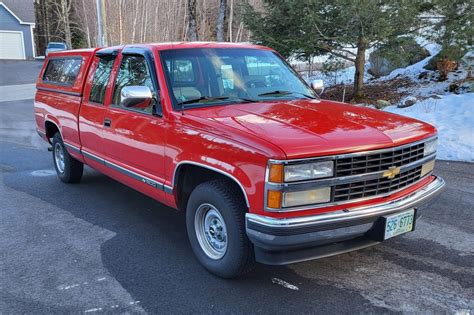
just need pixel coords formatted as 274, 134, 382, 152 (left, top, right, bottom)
165, 123, 274, 213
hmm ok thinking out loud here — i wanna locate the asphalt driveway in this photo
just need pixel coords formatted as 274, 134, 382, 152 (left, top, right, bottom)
0, 60, 43, 85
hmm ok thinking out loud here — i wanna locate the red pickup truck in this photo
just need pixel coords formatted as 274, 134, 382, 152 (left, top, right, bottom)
34, 42, 445, 278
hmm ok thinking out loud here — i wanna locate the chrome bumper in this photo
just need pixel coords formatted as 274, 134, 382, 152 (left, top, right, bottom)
246, 176, 445, 265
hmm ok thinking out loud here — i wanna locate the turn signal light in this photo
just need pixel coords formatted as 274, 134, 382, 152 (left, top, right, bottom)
267, 190, 282, 209
268, 163, 284, 183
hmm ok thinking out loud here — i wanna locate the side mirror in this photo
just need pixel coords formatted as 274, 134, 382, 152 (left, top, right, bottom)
310, 79, 325, 95
120, 86, 153, 108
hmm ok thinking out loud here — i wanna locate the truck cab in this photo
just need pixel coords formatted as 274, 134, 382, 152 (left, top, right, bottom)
34, 42, 445, 278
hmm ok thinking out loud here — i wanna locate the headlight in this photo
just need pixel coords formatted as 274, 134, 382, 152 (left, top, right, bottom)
282, 187, 331, 207
424, 139, 438, 156
283, 161, 334, 182
266, 160, 334, 209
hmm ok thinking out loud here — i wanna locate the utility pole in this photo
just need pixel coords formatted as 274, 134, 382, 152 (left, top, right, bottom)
95, 0, 104, 46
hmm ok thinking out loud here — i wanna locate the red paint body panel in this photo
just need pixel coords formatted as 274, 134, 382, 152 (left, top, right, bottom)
183, 99, 436, 159
78, 54, 117, 160
34, 42, 438, 219
35, 48, 98, 153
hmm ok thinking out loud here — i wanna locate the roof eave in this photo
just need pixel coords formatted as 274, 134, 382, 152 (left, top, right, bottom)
0, 2, 35, 25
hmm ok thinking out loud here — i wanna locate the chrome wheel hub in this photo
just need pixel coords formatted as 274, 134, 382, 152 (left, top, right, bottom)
54, 142, 65, 173
195, 203, 228, 260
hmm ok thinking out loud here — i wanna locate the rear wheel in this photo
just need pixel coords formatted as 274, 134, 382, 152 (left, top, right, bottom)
52, 133, 83, 183
186, 179, 255, 278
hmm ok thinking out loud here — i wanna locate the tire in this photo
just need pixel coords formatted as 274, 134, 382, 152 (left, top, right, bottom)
52, 132, 83, 183
186, 179, 255, 278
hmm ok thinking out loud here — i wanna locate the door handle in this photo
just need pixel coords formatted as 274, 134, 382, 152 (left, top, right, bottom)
104, 118, 112, 127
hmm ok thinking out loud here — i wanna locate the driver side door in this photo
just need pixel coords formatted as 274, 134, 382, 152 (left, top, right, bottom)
102, 50, 168, 193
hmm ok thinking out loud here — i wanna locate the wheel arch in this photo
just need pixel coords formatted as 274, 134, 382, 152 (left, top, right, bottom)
172, 161, 250, 210
44, 119, 62, 143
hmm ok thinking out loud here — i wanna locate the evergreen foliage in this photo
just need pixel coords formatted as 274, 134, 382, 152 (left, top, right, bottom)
243, 0, 472, 98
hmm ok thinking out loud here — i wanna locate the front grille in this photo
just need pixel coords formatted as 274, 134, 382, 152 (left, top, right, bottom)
333, 165, 422, 202
269, 138, 434, 211
335, 142, 425, 177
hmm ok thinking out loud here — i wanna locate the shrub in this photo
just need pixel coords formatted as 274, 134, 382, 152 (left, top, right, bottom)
425, 45, 467, 70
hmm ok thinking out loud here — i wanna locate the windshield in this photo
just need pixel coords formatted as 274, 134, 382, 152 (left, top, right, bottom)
160, 48, 316, 109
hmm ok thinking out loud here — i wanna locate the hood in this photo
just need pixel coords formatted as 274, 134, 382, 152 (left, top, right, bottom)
186, 99, 436, 159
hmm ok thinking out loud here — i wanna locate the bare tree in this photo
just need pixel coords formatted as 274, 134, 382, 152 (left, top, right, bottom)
216, 0, 227, 41
228, 0, 233, 41
118, 0, 123, 44
186, 0, 198, 41
132, 1, 139, 42
79, 0, 91, 47
34, 0, 50, 53
49, 0, 73, 47
35, 0, 264, 52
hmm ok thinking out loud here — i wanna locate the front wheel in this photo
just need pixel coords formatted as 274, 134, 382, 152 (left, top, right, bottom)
52, 132, 83, 183
186, 180, 255, 278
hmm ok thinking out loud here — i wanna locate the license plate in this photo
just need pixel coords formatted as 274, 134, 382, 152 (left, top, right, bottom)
384, 209, 415, 240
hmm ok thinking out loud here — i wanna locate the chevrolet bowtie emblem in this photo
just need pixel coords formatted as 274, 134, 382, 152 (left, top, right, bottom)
383, 166, 401, 179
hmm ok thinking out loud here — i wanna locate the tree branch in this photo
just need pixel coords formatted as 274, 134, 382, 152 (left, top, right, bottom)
319, 46, 356, 62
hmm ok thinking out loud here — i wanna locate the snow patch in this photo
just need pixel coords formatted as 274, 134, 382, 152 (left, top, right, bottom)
385, 94, 474, 162
271, 277, 300, 291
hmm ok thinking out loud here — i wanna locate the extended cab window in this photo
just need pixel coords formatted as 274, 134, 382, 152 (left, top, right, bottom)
113, 55, 155, 114
43, 58, 82, 86
89, 57, 115, 104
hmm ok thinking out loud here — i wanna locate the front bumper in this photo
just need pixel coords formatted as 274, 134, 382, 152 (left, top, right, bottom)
246, 176, 445, 265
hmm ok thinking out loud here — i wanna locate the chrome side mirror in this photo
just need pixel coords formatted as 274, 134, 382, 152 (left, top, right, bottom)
120, 86, 153, 108
310, 79, 325, 95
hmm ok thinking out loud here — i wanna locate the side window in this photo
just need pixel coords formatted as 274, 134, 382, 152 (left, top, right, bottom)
112, 55, 155, 113
43, 59, 64, 82
89, 57, 115, 104
43, 58, 82, 86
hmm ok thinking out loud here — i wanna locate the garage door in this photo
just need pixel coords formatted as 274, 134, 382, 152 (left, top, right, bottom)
0, 31, 25, 60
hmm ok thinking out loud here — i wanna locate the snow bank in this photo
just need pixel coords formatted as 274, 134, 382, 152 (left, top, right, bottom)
385, 94, 474, 162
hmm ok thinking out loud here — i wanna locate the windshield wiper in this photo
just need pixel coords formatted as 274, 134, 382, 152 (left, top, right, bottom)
176, 96, 230, 106
258, 90, 316, 99
177, 96, 259, 107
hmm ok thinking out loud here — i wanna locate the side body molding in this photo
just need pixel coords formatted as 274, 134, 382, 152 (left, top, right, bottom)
172, 161, 250, 208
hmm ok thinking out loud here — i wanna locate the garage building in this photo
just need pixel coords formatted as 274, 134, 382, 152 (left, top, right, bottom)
0, 0, 35, 60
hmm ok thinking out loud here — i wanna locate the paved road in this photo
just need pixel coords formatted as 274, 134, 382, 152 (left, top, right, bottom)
0, 60, 43, 85
0, 61, 473, 314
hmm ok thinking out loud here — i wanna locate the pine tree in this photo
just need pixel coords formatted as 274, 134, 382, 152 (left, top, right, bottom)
244, 0, 425, 99
429, 0, 473, 48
